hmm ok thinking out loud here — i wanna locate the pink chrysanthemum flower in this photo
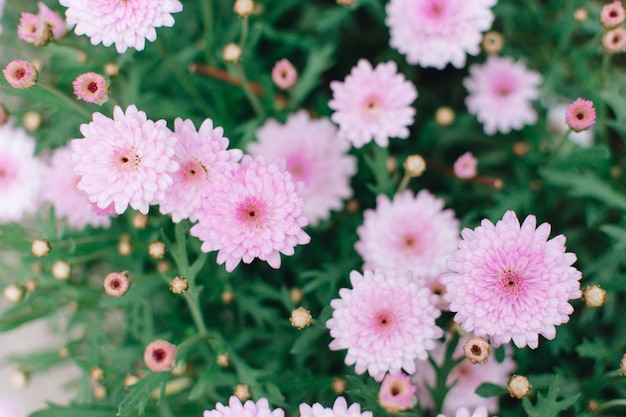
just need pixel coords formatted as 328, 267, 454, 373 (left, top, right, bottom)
378, 373, 417, 413
73, 72, 109, 105
326, 269, 444, 381
0, 397, 24, 417
328, 59, 417, 148
464, 56, 542, 135
355, 190, 459, 282
547, 103, 594, 148
601, 1, 626, 29
248, 111, 357, 226
17, 12, 52, 46
40, 146, 111, 230
441, 211, 582, 349
565, 98, 596, 133
437, 406, 490, 417
71, 105, 179, 215
37, 2, 68, 39
411, 336, 515, 415
190, 155, 310, 272
60, 0, 183, 53
3, 60, 38, 89
603, 27, 626, 53
205, 397, 284, 417
300, 397, 372, 417
386, 0, 497, 69
144, 339, 176, 372
0, 124, 41, 223
159, 118, 242, 223
454, 152, 478, 179
272, 59, 298, 90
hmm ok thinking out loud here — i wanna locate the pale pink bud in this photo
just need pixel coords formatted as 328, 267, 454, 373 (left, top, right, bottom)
144, 340, 177, 372
103, 272, 130, 297
73, 72, 109, 105
601, 1, 626, 29
565, 98, 596, 132
37, 2, 68, 39
17, 13, 52, 46
453, 151, 478, 179
272, 59, 298, 90
3, 60, 38, 89
378, 372, 417, 413
602, 27, 626, 53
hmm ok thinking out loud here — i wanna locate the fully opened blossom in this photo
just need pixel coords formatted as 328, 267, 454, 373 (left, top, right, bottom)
441, 211, 582, 349
0, 124, 41, 223
565, 98, 596, 133
327, 269, 443, 381
386, 0, 497, 69
437, 406, 491, 417
300, 397, 372, 417
411, 336, 515, 415
204, 396, 284, 417
60, 0, 183, 53
329, 59, 417, 148
71, 105, 179, 215
355, 190, 459, 282
159, 118, 242, 223
249, 111, 357, 225
464, 56, 542, 135
40, 145, 111, 230
190, 155, 310, 272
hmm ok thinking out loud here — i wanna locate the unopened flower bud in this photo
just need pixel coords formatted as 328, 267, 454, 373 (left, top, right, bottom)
346, 199, 359, 213
17, 13, 53, 46
157, 261, 170, 273
104, 272, 130, 297
574, 8, 588, 22
144, 340, 177, 372
171, 361, 188, 376
24, 278, 38, 292
233, 383, 250, 401
223, 43, 243, 63
23, 111, 42, 132
221, 290, 234, 304
482, 31, 504, 55
104, 62, 119, 77
52, 260, 71, 280
601, 1, 626, 29
234, 0, 255, 18
602, 27, 626, 54
131, 213, 148, 229
58, 347, 69, 358
582, 285, 607, 307
463, 337, 491, 364
435, 106, 455, 126
387, 156, 398, 174
170, 276, 189, 294
0, 104, 10, 126
93, 384, 106, 400
149, 241, 166, 259
337, 0, 357, 6
9, 369, 29, 389
124, 374, 140, 387
290, 287, 304, 303
403, 155, 426, 177
271, 59, 298, 90
31, 239, 51, 258
332, 377, 347, 394
217, 353, 230, 367
3, 60, 38, 89
290, 307, 312, 329
73, 72, 109, 105
507, 374, 531, 399
76, 51, 87, 64
587, 400, 599, 412
118, 234, 132, 256
3, 284, 24, 304
513, 141, 529, 157
90, 366, 104, 382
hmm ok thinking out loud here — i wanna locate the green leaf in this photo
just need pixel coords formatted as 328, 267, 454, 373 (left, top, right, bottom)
288, 44, 335, 111
117, 372, 170, 416
475, 382, 507, 398
575, 338, 609, 360
522, 375, 581, 417
29, 403, 116, 417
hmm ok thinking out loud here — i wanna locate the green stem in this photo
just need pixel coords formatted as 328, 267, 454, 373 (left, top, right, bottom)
37, 82, 92, 119
235, 62, 265, 118
397, 172, 411, 193
183, 290, 208, 334
597, 399, 626, 412
202, 0, 215, 64
238, 18, 249, 50
602, 52, 612, 88
550, 128, 572, 163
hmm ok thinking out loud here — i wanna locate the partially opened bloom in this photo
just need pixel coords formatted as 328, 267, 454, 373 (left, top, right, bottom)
378, 373, 417, 413
436, 406, 490, 417
40, 145, 111, 229
71, 105, 179, 215
17, 12, 52, 46
602, 27, 626, 53
386, 0, 497, 69
272, 59, 298, 90
60, 0, 183, 53
300, 397, 372, 417
249, 111, 357, 225
144, 339, 176, 372
0, 124, 41, 223
204, 397, 284, 417
73, 72, 109, 105
37, 2, 68, 38
355, 190, 459, 282
329, 59, 417, 148
441, 211, 582, 348
159, 118, 242, 223
327, 269, 443, 381
103, 271, 130, 297
546, 103, 594, 148
464, 56, 542, 135
411, 336, 515, 415
3, 60, 38, 89
601, 1, 626, 29
565, 98, 596, 132
454, 152, 478, 179
190, 155, 310, 272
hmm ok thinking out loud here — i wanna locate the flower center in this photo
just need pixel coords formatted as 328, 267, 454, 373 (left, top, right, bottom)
362, 94, 382, 115
389, 381, 404, 396
113, 148, 140, 173
87, 81, 99, 93
15, 68, 26, 79
152, 348, 166, 362
470, 344, 482, 356
236, 197, 268, 228
576, 112, 585, 121
499, 270, 522, 293
374, 309, 394, 332
402, 234, 418, 250
181, 159, 207, 183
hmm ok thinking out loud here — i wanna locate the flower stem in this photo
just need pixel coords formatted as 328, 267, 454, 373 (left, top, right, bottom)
598, 399, 626, 412
397, 173, 411, 193
37, 82, 92, 119
201, 0, 215, 64
183, 289, 208, 335
239, 18, 249, 50
235, 62, 266, 118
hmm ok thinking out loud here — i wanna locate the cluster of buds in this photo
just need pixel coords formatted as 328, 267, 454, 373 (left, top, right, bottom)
17, 3, 67, 47
600, 2, 626, 53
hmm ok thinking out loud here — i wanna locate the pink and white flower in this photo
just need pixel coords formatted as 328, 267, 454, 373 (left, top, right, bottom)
454, 152, 478, 179
436, 406, 491, 417
378, 373, 417, 413
300, 397, 372, 417
204, 397, 284, 417
248, 111, 356, 226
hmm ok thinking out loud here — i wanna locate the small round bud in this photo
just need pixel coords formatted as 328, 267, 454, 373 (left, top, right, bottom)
271, 59, 298, 90
104, 62, 119, 77
290, 307, 312, 329
494, 179, 504, 190
223, 43, 243, 63
90, 366, 104, 382
482, 31, 504, 55
378, 373, 417, 413
233, 383, 250, 401
463, 337, 491, 365
131, 213, 148, 229
611, 165, 623, 179
620, 354, 626, 374
234, 0, 255, 18
157, 261, 171, 273
58, 347, 69, 358
73, 72, 109, 105
76, 51, 88, 64
582, 285, 607, 307
144, 340, 177, 373
3, 60, 38, 89
507, 374, 531, 399
22, 111, 42, 132
171, 361, 188, 376
217, 353, 230, 367
51, 260, 71, 280
24, 278, 38, 292
337, 0, 357, 6
3, 284, 24, 304
332, 377, 347, 394
170, 276, 189, 294
435, 106, 455, 126
93, 384, 106, 400
118, 234, 132, 256
600, 1, 625, 29
221, 290, 234, 304
104, 272, 130, 297
290, 287, 304, 303
0, 104, 10, 126
346, 200, 359, 213
124, 374, 140, 387
9, 369, 29, 389
31, 239, 51, 258
403, 155, 426, 177
602, 27, 626, 54
386, 156, 398, 174
587, 400, 599, 412
149, 241, 166, 259
513, 141, 529, 157
574, 8, 588, 22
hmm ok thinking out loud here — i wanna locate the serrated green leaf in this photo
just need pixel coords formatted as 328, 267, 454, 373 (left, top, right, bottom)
117, 372, 170, 416
475, 382, 507, 398
522, 375, 581, 417
575, 338, 609, 360
288, 44, 335, 110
